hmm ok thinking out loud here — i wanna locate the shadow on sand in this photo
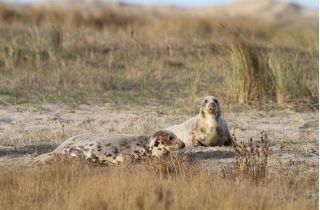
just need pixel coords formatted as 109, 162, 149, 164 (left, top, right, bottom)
187, 150, 235, 160
0, 144, 57, 157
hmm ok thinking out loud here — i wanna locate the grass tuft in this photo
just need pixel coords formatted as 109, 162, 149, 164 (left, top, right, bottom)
227, 39, 318, 108
228, 39, 274, 104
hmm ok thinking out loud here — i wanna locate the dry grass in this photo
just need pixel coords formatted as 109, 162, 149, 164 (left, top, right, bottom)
227, 39, 275, 104
0, 3, 317, 111
229, 132, 270, 183
0, 4, 317, 209
227, 39, 318, 107
0, 108, 317, 209
0, 153, 317, 210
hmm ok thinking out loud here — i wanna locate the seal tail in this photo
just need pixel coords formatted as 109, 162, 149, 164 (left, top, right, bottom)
33, 152, 55, 165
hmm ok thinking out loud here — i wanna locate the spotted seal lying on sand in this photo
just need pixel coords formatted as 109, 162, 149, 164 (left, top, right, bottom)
34, 130, 185, 165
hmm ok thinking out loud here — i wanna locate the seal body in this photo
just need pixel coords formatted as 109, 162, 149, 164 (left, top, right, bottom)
165, 116, 198, 146
34, 130, 185, 165
191, 112, 231, 146
165, 96, 231, 146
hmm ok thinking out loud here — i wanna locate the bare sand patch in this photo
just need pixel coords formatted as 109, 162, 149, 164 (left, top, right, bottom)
0, 105, 317, 171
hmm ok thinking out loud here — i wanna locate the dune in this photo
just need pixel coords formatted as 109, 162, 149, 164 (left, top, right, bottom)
1, 0, 318, 27
191, 0, 318, 26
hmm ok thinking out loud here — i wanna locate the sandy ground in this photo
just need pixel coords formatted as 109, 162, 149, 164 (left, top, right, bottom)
0, 104, 318, 172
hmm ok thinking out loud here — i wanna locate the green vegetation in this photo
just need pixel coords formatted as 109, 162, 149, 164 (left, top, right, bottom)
227, 39, 318, 108
0, 3, 318, 111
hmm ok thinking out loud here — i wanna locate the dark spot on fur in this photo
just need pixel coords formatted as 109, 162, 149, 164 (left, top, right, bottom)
200, 127, 206, 133
134, 150, 139, 154
97, 149, 101, 151
136, 143, 141, 146
158, 148, 162, 151
125, 145, 131, 149
114, 148, 119, 154
79, 145, 84, 149
97, 145, 102, 149
113, 156, 116, 159
90, 154, 98, 162
120, 142, 128, 147
152, 131, 169, 139
201, 111, 206, 117
106, 153, 112, 157
105, 143, 111, 146
154, 139, 160, 147
84, 148, 89, 152
89, 144, 94, 146
101, 160, 107, 163
69, 148, 81, 154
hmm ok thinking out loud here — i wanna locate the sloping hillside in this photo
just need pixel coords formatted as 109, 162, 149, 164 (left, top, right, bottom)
191, 0, 318, 26
1, 0, 318, 27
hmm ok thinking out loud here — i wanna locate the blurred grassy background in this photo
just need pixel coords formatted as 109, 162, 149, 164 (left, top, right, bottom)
0, 2, 318, 112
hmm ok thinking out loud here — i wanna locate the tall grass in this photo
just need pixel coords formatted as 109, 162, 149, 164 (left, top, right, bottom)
227, 39, 318, 108
268, 52, 315, 106
227, 39, 274, 104
0, 155, 317, 210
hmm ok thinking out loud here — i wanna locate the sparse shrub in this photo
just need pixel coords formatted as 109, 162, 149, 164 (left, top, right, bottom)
222, 131, 270, 184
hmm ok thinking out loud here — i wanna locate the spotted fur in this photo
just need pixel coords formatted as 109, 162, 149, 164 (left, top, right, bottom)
34, 130, 184, 165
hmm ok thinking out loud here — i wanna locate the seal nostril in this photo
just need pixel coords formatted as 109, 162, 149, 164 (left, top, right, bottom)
181, 142, 185, 148
208, 103, 215, 109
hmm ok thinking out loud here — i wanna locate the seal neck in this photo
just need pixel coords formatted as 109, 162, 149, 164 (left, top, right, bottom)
201, 111, 220, 122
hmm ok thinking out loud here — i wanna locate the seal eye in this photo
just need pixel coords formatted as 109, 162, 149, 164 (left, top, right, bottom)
204, 99, 208, 104
168, 136, 174, 141
213, 99, 219, 104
